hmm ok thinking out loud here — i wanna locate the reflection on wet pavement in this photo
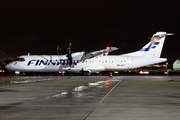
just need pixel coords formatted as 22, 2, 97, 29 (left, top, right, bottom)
0, 76, 124, 120
0, 76, 70, 85
1, 76, 180, 120
24, 78, 119, 104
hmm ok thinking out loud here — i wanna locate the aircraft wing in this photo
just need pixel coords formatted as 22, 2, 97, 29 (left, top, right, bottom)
72, 47, 119, 61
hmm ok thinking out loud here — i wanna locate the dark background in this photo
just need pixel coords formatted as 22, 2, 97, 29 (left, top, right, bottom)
0, 0, 179, 62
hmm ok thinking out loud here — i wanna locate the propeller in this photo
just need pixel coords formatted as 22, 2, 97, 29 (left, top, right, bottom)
67, 43, 73, 68
57, 47, 61, 55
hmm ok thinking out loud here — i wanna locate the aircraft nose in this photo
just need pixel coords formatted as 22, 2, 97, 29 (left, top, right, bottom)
5, 63, 12, 70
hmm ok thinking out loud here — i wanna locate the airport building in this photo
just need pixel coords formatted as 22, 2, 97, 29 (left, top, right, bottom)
173, 60, 180, 70
0, 63, 6, 73
0, 60, 12, 74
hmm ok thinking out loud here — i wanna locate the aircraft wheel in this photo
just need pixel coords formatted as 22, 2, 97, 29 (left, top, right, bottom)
79, 70, 84, 76
15, 71, 20, 77
79, 73, 84, 76
86, 71, 92, 76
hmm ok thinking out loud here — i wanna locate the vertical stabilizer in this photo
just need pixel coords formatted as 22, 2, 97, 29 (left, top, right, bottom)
121, 32, 173, 58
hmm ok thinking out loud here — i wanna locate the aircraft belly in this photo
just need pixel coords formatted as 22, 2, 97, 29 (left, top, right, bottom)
104, 63, 127, 71
105, 66, 127, 71
87, 64, 105, 72
19, 65, 60, 72
65, 63, 89, 73
88, 67, 105, 73
42, 66, 59, 72
131, 57, 167, 69
66, 68, 82, 73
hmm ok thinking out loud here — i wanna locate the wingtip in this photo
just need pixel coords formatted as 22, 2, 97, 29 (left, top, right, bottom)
166, 33, 174, 36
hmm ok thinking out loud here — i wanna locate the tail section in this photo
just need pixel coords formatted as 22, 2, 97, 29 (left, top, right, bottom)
121, 32, 173, 58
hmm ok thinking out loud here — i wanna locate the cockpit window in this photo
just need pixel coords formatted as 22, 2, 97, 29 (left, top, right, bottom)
15, 58, 25, 61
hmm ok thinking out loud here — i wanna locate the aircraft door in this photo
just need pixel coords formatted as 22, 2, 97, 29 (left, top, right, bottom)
127, 57, 132, 69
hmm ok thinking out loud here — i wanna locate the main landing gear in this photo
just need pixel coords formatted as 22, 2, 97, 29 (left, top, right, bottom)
79, 69, 92, 76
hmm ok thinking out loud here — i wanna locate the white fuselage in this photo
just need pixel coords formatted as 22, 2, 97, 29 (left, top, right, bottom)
5, 55, 167, 73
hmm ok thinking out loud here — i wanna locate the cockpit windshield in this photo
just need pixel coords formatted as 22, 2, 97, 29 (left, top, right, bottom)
14, 58, 25, 61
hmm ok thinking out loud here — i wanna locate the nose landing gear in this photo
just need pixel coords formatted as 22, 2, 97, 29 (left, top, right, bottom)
15, 71, 20, 77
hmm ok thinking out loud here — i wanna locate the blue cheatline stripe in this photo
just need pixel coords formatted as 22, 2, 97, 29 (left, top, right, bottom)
139, 42, 160, 51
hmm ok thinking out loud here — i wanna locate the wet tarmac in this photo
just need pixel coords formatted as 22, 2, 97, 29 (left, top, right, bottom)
0, 76, 180, 120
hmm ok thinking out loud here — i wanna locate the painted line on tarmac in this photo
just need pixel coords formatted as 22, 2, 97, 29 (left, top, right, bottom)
83, 77, 124, 120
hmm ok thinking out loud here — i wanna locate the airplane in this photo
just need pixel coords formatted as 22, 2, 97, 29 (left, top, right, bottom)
64, 32, 172, 76
5, 44, 119, 75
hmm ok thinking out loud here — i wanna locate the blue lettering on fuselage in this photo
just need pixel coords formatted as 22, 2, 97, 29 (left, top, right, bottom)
27, 60, 37, 66
39, 60, 47, 65
27, 60, 62, 66
35, 60, 40, 66
47, 60, 56, 65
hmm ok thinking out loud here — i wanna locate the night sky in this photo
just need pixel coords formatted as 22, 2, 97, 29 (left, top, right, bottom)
1, 0, 180, 63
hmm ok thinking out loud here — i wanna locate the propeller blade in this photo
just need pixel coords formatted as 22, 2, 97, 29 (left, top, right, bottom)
57, 47, 61, 55
67, 43, 73, 68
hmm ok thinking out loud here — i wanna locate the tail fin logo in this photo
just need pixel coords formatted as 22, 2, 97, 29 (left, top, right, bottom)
139, 34, 165, 52
139, 42, 160, 51
150, 34, 165, 42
